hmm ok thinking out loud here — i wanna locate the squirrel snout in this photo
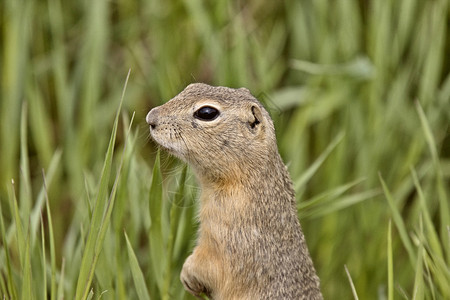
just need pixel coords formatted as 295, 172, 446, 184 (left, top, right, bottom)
146, 108, 158, 129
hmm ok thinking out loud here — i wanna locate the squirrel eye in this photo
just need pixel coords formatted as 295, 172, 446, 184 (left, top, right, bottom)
194, 106, 220, 121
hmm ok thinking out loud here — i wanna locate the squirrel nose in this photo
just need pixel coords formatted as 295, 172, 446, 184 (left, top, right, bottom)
146, 108, 159, 129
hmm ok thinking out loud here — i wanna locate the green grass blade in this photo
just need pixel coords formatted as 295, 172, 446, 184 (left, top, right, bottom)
86, 289, 94, 300
379, 174, 416, 266
411, 167, 443, 259
125, 231, 151, 300
74, 70, 130, 300
387, 220, 394, 300
300, 189, 379, 219
416, 101, 450, 261
344, 265, 359, 300
0, 199, 18, 299
40, 215, 47, 300
74, 113, 117, 299
148, 151, 165, 294
162, 165, 188, 299
43, 170, 57, 300
57, 259, 66, 300
412, 235, 424, 300
19, 102, 32, 232
290, 56, 373, 78
0, 270, 7, 296
20, 234, 32, 300
91, 111, 135, 294
423, 247, 450, 296
173, 173, 197, 261
0, 0, 33, 187
423, 252, 437, 300
8, 180, 26, 267
30, 149, 62, 248
299, 178, 366, 210
294, 131, 345, 193
115, 237, 127, 300
415, 101, 440, 166
83, 176, 93, 220
27, 77, 54, 166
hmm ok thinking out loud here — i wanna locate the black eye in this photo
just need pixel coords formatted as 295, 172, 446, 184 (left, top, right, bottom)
194, 106, 220, 121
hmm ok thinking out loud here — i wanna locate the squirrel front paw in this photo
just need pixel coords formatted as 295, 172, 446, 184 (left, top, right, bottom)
180, 255, 210, 299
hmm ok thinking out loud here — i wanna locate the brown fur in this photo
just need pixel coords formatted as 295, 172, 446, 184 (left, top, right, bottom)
146, 83, 323, 299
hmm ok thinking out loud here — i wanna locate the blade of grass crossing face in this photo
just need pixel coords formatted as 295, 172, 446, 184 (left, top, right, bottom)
74, 70, 130, 300
387, 220, 394, 300
379, 174, 416, 266
125, 232, 151, 300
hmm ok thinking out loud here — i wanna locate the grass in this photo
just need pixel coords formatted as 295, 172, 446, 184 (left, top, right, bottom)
0, 0, 449, 299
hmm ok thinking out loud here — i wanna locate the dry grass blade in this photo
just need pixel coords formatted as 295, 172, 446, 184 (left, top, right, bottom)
344, 265, 359, 300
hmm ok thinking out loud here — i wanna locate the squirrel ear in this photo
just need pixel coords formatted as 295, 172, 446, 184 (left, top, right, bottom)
238, 87, 251, 94
249, 105, 262, 130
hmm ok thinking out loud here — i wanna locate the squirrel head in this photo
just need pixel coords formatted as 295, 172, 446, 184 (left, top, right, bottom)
146, 83, 278, 186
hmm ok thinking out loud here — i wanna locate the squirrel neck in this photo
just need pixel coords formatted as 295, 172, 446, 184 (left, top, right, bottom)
197, 151, 297, 215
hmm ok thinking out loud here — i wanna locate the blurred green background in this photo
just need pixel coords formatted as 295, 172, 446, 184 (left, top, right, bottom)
0, 0, 449, 299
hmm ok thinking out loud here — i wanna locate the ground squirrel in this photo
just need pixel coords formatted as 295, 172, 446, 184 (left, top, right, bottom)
146, 83, 323, 299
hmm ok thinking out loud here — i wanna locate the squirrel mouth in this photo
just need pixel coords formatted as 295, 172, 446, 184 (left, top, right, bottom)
149, 129, 186, 160
150, 135, 177, 155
